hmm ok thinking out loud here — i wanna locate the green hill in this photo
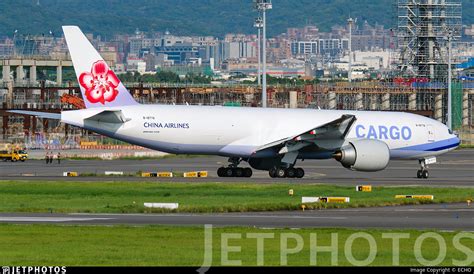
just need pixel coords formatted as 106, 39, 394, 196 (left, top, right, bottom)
0, 0, 472, 37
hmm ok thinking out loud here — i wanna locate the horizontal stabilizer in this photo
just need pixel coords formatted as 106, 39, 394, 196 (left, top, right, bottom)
84, 110, 131, 124
7, 110, 61, 120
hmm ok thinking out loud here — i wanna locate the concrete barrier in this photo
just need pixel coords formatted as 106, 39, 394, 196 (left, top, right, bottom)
395, 195, 434, 200
156, 172, 173, 178
141, 172, 158, 177
320, 197, 350, 203
105, 171, 124, 176
302, 197, 350, 203
302, 197, 320, 203
183, 171, 208, 178
141, 172, 174, 177
144, 203, 179, 209
100, 153, 115, 160
63, 172, 78, 177
134, 151, 168, 157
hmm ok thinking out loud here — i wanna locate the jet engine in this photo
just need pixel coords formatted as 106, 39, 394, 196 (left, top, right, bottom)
333, 139, 390, 172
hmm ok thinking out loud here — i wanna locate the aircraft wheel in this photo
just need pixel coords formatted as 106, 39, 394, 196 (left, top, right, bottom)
422, 170, 429, 179
417, 170, 423, 179
225, 168, 234, 177
276, 168, 287, 178
269, 168, 277, 178
217, 167, 226, 177
243, 168, 253, 178
286, 168, 296, 178
235, 168, 244, 177
296, 168, 305, 179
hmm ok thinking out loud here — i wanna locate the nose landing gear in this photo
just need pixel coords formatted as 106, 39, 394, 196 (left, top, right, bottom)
417, 157, 436, 179
417, 169, 429, 179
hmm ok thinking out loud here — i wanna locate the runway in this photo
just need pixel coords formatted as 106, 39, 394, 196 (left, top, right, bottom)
1, 149, 473, 187
0, 203, 471, 230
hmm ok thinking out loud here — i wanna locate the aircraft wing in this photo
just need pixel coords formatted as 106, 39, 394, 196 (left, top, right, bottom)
256, 114, 357, 154
7, 110, 61, 120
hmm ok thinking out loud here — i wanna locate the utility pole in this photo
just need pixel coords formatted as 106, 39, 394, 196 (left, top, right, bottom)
13, 30, 18, 57
254, 17, 263, 86
255, 0, 272, 108
347, 17, 354, 83
257, 27, 261, 86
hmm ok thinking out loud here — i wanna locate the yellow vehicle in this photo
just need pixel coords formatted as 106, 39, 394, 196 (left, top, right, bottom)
0, 149, 28, 162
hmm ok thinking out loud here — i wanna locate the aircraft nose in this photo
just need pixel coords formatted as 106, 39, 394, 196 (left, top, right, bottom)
445, 124, 460, 147
454, 135, 461, 147
450, 129, 461, 147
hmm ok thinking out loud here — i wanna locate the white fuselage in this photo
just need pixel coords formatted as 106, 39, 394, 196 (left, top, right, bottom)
61, 105, 460, 160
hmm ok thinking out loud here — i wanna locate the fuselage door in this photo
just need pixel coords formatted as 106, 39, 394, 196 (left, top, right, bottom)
427, 124, 435, 142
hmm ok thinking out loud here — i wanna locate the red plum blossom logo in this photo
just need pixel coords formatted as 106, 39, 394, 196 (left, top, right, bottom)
79, 60, 120, 104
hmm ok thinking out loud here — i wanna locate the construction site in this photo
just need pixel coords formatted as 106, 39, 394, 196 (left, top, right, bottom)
0, 0, 473, 148
0, 79, 473, 147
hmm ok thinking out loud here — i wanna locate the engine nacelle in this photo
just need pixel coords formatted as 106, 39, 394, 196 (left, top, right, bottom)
334, 139, 390, 172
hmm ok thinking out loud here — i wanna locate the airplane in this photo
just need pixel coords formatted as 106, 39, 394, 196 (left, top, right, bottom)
9, 26, 461, 179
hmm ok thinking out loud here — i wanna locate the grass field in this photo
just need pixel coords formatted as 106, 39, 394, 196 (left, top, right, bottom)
0, 224, 471, 266
0, 180, 472, 213
460, 144, 474, 149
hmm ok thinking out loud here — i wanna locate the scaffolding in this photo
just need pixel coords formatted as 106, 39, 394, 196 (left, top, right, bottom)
397, 0, 462, 80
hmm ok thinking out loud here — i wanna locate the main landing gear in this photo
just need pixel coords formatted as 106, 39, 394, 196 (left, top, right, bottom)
217, 157, 253, 178
217, 167, 253, 178
269, 167, 305, 179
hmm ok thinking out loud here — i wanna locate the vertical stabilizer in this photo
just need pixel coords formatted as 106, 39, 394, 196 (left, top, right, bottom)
63, 26, 138, 108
